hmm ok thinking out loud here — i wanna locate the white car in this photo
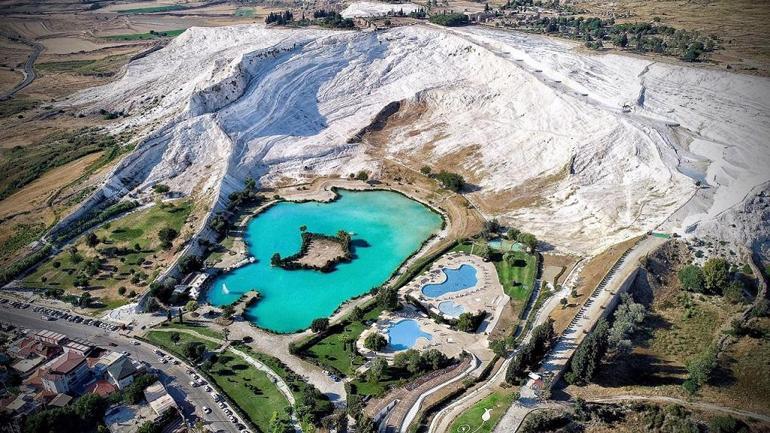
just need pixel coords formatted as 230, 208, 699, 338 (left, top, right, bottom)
189, 381, 197, 387
228, 416, 236, 423
202, 406, 211, 414
205, 386, 212, 392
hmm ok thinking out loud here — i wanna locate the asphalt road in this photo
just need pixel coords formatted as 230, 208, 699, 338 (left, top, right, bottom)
0, 303, 242, 433
0, 33, 42, 101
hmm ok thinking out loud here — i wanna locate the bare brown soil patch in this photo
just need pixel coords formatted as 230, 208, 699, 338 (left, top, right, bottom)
572, 0, 770, 76
551, 236, 642, 335
295, 237, 347, 268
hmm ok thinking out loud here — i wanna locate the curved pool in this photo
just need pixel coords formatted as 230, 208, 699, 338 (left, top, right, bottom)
437, 300, 465, 318
206, 190, 442, 333
386, 319, 432, 351
421, 264, 478, 298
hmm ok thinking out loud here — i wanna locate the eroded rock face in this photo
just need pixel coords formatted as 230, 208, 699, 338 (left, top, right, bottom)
64, 24, 770, 254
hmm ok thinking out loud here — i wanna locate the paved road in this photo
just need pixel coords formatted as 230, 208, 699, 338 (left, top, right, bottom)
0, 33, 43, 100
0, 304, 241, 433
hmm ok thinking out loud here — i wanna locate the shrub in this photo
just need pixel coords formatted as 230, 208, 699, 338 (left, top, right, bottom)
364, 332, 387, 351
311, 318, 329, 333
429, 13, 469, 27
434, 170, 465, 192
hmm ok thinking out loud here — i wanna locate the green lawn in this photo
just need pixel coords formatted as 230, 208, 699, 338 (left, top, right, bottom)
234, 7, 254, 17
23, 201, 192, 300
116, 4, 188, 14
145, 331, 290, 432
36, 54, 131, 76
448, 389, 517, 433
157, 322, 224, 340
100, 29, 186, 41
495, 251, 537, 302
453, 240, 538, 316
304, 304, 382, 376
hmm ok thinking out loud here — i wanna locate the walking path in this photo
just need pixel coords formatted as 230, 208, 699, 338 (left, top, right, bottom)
0, 32, 42, 100
588, 395, 770, 423
492, 235, 666, 432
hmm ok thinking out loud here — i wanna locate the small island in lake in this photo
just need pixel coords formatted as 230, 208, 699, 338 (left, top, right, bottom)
271, 229, 353, 272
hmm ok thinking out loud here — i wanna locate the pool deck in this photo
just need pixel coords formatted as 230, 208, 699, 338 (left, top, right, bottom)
357, 305, 494, 365
404, 252, 509, 333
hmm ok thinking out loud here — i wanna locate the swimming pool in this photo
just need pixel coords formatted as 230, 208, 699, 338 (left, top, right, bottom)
421, 264, 478, 298
437, 300, 465, 318
488, 238, 523, 252
386, 319, 432, 351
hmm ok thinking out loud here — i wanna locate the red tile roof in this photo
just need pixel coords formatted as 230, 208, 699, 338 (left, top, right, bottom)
50, 352, 85, 375
86, 380, 117, 398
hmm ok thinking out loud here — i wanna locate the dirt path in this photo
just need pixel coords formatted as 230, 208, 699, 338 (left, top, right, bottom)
588, 395, 770, 423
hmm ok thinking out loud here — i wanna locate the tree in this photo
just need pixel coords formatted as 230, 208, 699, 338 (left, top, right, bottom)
377, 286, 399, 310
683, 345, 717, 394
517, 232, 538, 253
166, 309, 172, 322
78, 292, 91, 307
185, 300, 199, 312
434, 170, 465, 192
170, 332, 181, 343
368, 357, 387, 382
222, 305, 235, 319
183, 341, 206, 362
420, 166, 432, 175
560, 297, 568, 308
607, 293, 645, 355
350, 305, 364, 321
393, 349, 424, 374
678, 264, 705, 292
73, 274, 89, 288
153, 184, 170, 194
158, 227, 178, 249
178, 255, 202, 273
489, 339, 507, 357
703, 258, 730, 294
724, 281, 744, 304
85, 232, 99, 248
422, 349, 448, 370
456, 312, 477, 332
565, 319, 609, 385
118, 286, 127, 296
311, 318, 329, 333
506, 227, 520, 240
709, 415, 749, 433
355, 171, 369, 181
268, 411, 292, 433
271, 253, 282, 266
364, 332, 387, 351
617, 32, 628, 47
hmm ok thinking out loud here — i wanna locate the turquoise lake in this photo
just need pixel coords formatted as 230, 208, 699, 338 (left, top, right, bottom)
206, 190, 443, 333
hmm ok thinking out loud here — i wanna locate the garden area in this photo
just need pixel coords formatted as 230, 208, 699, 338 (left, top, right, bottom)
302, 303, 383, 377
23, 200, 193, 310
145, 330, 291, 433
453, 239, 539, 317
448, 388, 517, 433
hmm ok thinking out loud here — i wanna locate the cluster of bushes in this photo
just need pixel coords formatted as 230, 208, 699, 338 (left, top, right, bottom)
505, 320, 554, 383
526, 16, 717, 61
363, 332, 387, 351
209, 178, 263, 238
270, 230, 352, 272
53, 200, 139, 243
0, 244, 52, 285
566, 294, 646, 385
428, 12, 469, 27
0, 128, 120, 201
311, 10, 355, 28
454, 310, 487, 332
392, 348, 451, 374
265, 10, 293, 25
420, 166, 466, 192
678, 257, 746, 303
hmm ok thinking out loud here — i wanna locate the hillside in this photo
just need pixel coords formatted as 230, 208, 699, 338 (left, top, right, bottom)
63, 23, 770, 255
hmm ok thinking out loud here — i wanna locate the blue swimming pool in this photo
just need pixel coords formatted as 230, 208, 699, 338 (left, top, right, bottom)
438, 300, 465, 318
421, 264, 478, 298
386, 319, 432, 351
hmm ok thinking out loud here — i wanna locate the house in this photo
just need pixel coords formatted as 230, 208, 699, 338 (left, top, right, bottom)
173, 272, 208, 301
48, 393, 73, 408
106, 357, 137, 390
33, 330, 68, 346
8, 336, 62, 360
41, 351, 89, 394
63, 339, 94, 357
86, 380, 117, 398
12, 355, 46, 377
144, 382, 178, 416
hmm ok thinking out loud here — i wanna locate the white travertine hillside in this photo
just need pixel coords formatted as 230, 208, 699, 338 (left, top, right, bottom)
68, 24, 770, 254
